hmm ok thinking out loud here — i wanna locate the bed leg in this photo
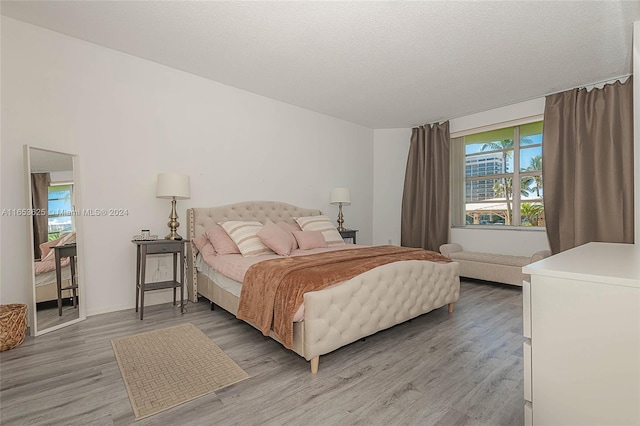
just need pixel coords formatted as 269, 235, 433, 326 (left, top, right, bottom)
310, 356, 319, 374
448, 302, 454, 314
210, 302, 215, 311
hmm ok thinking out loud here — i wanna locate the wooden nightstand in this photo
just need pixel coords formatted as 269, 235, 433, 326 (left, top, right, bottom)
53, 243, 78, 316
132, 239, 187, 320
338, 229, 358, 244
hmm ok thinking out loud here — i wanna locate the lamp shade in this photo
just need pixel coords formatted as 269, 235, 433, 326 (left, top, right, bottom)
156, 173, 190, 200
330, 187, 351, 205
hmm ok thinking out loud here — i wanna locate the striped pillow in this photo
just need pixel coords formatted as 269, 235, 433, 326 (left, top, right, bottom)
218, 221, 274, 257
294, 215, 345, 247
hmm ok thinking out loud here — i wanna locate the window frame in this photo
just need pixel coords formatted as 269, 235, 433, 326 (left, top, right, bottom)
47, 182, 74, 240
451, 115, 544, 229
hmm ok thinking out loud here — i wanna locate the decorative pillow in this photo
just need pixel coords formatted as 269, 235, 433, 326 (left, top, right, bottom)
41, 232, 76, 261
205, 226, 240, 255
191, 234, 216, 258
276, 222, 300, 250
219, 221, 274, 257
191, 234, 208, 254
294, 215, 345, 247
39, 237, 62, 260
257, 220, 294, 256
293, 230, 328, 250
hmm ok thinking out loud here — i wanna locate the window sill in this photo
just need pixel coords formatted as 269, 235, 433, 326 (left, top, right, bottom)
452, 225, 546, 232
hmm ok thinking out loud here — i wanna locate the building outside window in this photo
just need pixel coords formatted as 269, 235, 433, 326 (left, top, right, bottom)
465, 153, 504, 201
461, 121, 543, 227
48, 184, 73, 240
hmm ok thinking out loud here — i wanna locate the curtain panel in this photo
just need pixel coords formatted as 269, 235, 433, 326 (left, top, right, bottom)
449, 137, 466, 227
401, 121, 450, 252
543, 77, 634, 254
31, 172, 50, 259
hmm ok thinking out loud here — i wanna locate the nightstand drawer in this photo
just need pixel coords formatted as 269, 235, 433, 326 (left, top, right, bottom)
145, 242, 182, 254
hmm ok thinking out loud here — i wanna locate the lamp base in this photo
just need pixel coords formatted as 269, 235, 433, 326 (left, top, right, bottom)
336, 203, 345, 232
164, 197, 183, 240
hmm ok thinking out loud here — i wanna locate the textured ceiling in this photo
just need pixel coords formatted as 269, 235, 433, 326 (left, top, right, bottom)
2, 1, 639, 129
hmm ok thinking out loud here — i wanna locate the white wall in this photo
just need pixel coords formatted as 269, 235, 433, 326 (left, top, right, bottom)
448, 228, 549, 257
449, 98, 545, 135
1, 17, 373, 316
372, 128, 411, 246
373, 98, 551, 256
50, 170, 73, 183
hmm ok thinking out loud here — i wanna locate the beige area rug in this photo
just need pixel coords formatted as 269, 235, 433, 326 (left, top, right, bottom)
112, 323, 249, 420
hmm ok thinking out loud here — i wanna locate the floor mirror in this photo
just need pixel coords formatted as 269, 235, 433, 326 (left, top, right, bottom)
24, 145, 86, 336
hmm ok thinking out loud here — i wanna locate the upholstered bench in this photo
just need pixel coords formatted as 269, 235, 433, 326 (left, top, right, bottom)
439, 243, 551, 286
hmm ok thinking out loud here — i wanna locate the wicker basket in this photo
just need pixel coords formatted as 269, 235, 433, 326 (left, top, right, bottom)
0, 304, 28, 352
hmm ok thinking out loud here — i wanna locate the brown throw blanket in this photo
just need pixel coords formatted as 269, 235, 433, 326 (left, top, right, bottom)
236, 245, 452, 349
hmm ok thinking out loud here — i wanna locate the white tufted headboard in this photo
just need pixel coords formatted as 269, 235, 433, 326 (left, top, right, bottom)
186, 201, 322, 301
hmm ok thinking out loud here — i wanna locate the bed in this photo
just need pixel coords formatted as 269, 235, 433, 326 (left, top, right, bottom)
34, 260, 73, 303
33, 233, 76, 303
186, 201, 460, 374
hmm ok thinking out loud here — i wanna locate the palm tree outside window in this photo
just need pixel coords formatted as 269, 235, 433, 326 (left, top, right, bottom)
462, 121, 544, 227
48, 184, 73, 240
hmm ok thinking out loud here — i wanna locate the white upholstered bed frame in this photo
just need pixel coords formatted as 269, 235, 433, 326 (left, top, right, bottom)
186, 201, 460, 373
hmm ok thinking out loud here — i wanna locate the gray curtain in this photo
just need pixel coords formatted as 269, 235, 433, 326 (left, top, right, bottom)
401, 121, 450, 252
543, 77, 634, 254
31, 172, 50, 259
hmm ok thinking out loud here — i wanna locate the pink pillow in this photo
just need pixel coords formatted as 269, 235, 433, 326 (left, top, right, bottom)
191, 234, 209, 254
191, 234, 216, 258
276, 221, 300, 250
205, 226, 240, 255
199, 241, 216, 258
39, 238, 60, 260
293, 230, 328, 250
257, 220, 294, 256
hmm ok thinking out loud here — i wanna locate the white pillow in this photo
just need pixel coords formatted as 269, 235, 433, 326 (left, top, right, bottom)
294, 215, 345, 247
218, 221, 274, 257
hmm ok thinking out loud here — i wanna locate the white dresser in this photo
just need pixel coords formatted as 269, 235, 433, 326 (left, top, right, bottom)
522, 242, 640, 426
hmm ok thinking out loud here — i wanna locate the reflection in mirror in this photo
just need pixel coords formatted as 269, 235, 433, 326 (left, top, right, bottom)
25, 146, 85, 335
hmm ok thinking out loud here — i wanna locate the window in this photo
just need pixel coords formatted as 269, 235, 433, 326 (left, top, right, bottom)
458, 121, 543, 227
48, 184, 73, 240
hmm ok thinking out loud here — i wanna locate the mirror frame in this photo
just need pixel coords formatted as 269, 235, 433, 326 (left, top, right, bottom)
24, 145, 86, 336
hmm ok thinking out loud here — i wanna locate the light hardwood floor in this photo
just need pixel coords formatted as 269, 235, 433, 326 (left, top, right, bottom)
36, 299, 80, 331
0, 280, 524, 425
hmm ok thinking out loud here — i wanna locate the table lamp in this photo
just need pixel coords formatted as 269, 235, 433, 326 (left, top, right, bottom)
330, 187, 351, 231
156, 173, 190, 240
